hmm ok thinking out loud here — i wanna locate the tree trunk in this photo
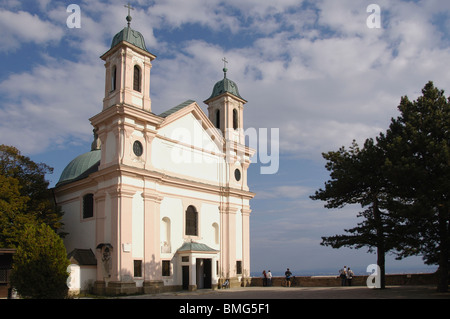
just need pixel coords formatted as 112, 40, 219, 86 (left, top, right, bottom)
377, 245, 386, 289
374, 198, 386, 289
437, 207, 449, 293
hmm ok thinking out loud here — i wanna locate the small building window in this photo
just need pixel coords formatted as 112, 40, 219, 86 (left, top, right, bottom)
82, 194, 94, 219
133, 65, 141, 92
233, 109, 238, 130
134, 260, 142, 277
185, 205, 198, 236
162, 260, 171, 276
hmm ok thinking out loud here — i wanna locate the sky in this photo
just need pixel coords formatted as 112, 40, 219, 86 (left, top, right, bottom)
1, 0, 449, 276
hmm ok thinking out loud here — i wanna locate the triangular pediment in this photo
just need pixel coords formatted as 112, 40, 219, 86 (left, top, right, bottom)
157, 100, 224, 152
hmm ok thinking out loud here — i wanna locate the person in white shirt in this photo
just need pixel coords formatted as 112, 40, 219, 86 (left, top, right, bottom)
267, 270, 273, 286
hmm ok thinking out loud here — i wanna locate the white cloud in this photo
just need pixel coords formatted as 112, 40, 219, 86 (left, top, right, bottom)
0, 56, 103, 153
0, 9, 64, 52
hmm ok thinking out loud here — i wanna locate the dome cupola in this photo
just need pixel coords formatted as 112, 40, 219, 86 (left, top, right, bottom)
110, 26, 148, 52
205, 67, 246, 102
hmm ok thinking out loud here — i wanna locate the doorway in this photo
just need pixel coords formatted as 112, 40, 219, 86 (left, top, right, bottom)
196, 258, 212, 289
182, 266, 189, 290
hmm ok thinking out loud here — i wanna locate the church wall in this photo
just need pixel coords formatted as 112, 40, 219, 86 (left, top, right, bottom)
105, 131, 116, 164
200, 203, 221, 251
60, 194, 96, 255
151, 137, 223, 184
160, 196, 183, 256
157, 183, 221, 204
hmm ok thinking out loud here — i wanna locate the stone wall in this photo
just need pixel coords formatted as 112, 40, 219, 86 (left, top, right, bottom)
249, 273, 438, 287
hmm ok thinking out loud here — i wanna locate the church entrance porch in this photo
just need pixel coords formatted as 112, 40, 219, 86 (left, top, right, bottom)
182, 257, 214, 291
177, 241, 219, 291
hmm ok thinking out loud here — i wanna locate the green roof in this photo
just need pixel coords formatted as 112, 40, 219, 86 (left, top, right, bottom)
111, 26, 148, 52
158, 100, 195, 118
177, 241, 218, 253
205, 72, 246, 102
56, 150, 101, 187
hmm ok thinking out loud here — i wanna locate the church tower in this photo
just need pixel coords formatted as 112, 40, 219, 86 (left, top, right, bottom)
100, 13, 156, 112
204, 61, 247, 145
204, 61, 251, 193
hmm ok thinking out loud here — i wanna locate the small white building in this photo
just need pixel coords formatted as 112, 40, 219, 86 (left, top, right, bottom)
67, 249, 97, 295
55, 15, 254, 295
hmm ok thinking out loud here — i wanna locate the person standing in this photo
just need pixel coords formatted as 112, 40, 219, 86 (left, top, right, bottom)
285, 268, 292, 287
262, 270, 267, 286
267, 270, 272, 286
339, 266, 347, 286
347, 267, 354, 286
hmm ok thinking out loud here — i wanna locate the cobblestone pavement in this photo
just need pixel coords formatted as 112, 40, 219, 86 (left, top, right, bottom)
119, 285, 450, 299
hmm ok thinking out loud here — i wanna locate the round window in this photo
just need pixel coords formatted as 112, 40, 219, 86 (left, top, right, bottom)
234, 169, 241, 181
133, 141, 143, 157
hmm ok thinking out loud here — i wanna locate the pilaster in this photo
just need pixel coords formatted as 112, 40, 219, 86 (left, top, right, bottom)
142, 189, 164, 289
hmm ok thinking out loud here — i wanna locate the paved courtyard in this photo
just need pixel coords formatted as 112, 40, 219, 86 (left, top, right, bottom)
119, 285, 450, 299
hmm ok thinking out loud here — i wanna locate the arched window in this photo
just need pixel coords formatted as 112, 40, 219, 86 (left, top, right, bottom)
185, 205, 198, 236
212, 223, 219, 245
233, 109, 238, 130
133, 65, 141, 92
215, 109, 220, 129
161, 217, 171, 253
82, 193, 94, 219
111, 65, 117, 92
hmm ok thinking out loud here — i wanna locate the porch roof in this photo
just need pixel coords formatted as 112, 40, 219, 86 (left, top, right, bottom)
176, 241, 218, 253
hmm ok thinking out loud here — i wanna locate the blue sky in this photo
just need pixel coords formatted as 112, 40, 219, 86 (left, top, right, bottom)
1, 0, 449, 276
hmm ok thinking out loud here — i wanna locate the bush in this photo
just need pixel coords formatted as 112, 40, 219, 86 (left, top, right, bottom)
10, 223, 69, 298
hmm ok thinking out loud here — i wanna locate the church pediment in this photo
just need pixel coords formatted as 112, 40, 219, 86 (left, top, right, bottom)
157, 100, 224, 153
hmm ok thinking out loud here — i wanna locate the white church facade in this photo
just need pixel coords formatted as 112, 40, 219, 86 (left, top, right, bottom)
54, 16, 255, 295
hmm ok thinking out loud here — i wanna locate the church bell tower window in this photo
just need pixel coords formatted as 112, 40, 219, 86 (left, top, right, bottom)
233, 109, 238, 130
111, 65, 117, 92
133, 65, 141, 92
215, 109, 220, 129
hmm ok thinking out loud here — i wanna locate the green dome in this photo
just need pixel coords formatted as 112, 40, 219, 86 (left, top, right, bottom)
56, 150, 101, 187
206, 73, 246, 102
111, 27, 148, 52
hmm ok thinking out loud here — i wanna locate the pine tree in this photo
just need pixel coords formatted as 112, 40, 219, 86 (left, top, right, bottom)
310, 139, 393, 289
382, 81, 449, 292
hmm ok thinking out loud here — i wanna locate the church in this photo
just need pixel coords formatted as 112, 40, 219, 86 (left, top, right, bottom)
54, 13, 255, 295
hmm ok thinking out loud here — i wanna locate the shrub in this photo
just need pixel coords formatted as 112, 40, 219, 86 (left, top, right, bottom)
10, 223, 69, 298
